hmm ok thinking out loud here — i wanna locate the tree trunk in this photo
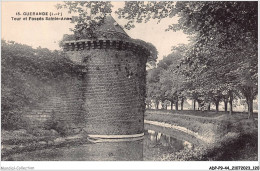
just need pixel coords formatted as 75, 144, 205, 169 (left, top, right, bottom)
229, 100, 233, 115
229, 92, 233, 115
247, 99, 254, 119
161, 100, 165, 110
207, 103, 210, 111
242, 86, 255, 119
175, 100, 178, 111
181, 98, 184, 111
193, 99, 196, 110
170, 101, 173, 110
165, 103, 167, 110
247, 98, 257, 127
224, 101, 228, 112
156, 101, 159, 109
241, 86, 257, 127
215, 101, 219, 112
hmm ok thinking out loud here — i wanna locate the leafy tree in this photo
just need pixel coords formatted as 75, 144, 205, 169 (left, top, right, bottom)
56, 1, 113, 39
160, 47, 188, 111
117, 1, 257, 117
146, 44, 190, 111
146, 67, 163, 109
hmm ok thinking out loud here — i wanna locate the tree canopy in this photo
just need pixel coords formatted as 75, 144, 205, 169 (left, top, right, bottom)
122, 1, 257, 117
56, 1, 113, 39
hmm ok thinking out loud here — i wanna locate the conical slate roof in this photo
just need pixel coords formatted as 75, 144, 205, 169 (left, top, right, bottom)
95, 15, 130, 40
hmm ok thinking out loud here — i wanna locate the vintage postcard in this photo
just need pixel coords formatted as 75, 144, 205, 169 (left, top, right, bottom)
1, 1, 259, 170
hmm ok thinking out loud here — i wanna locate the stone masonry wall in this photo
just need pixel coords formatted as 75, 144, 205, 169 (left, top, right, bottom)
24, 76, 85, 132
24, 39, 149, 136
65, 49, 147, 135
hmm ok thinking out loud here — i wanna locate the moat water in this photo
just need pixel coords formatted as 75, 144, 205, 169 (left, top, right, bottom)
8, 125, 194, 161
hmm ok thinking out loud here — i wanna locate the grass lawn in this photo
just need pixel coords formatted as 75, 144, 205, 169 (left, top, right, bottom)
146, 109, 258, 118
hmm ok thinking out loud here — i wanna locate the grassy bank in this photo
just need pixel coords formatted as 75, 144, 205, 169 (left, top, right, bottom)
145, 109, 258, 118
160, 130, 258, 161
145, 111, 232, 143
1, 129, 91, 160
145, 109, 258, 161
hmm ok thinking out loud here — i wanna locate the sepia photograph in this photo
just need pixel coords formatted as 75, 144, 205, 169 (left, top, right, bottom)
1, 0, 259, 170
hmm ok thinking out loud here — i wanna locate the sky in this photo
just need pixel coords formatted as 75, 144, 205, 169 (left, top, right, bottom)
1, 1, 190, 61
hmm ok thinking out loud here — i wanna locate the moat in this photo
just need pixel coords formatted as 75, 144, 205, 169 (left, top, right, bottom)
4, 125, 191, 161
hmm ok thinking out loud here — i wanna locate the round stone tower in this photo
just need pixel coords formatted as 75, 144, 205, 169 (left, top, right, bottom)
63, 16, 151, 139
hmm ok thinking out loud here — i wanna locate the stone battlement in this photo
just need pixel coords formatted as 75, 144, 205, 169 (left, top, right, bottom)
63, 39, 150, 57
